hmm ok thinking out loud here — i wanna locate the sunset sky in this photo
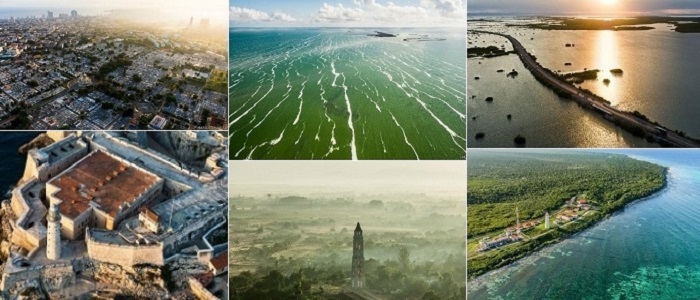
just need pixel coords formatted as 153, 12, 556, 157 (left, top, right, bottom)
468, 0, 700, 16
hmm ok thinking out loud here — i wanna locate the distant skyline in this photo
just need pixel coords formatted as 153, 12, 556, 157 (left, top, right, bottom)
468, 0, 700, 16
230, 0, 466, 27
0, 0, 227, 27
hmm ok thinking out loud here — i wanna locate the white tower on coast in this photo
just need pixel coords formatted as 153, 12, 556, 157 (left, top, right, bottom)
46, 199, 62, 260
545, 211, 551, 229
515, 207, 521, 234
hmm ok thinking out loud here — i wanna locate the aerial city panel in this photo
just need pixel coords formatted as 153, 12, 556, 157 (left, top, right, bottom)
0, 1, 228, 130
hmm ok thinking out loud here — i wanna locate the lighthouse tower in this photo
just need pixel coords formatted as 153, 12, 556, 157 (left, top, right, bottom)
515, 207, 521, 234
352, 222, 365, 289
46, 199, 62, 260
545, 211, 551, 229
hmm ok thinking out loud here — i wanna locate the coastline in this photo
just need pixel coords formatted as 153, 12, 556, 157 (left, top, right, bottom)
467, 160, 669, 281
468, 29, 700, 147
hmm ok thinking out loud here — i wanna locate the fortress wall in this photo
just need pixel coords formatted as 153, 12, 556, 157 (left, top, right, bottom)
10, 182, 31, 227
36, 138, 89, 182
46, 131, 71, 142
9, 179, 44, 252
188, 277, 219, 300
161, 209, 225, 256
86, 232, 164, 266
9, 227, 42, 254
93, 134, 186, 174
20, 154, 41, 184
151, 131, 219, 164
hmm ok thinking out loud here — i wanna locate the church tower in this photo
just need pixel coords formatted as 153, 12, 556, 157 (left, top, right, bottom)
352, 222, 365, 289
46, 199, 62, 260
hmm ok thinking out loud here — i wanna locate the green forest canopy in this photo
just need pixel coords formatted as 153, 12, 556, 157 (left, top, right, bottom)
467, 150, 665, 237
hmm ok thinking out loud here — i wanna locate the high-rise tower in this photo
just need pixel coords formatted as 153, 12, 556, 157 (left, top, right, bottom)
46, 199, 62, 260
545, 211, 551, 229
352, 222, 365, 289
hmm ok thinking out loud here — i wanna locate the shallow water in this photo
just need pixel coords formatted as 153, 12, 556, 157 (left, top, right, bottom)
230, 27, 466, 159
468, 18, 700, 147
468, 149, 700, 299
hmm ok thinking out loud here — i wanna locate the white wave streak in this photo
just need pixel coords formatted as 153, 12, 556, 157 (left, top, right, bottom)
330, 61, 339, 87
270, 126, 287, 146
323, 122, 339, 158
295, 122, 306, 145
380, 133, 387, 153
231, 64, 277, 125
423, 92, 465, 120
389, 111, 419, 160
314, 123, 322, 141
392, 76, 465, 151
231, 84, 261, 116
246, 93, 291, 140
341, 74, 358, 160
361, 90, 381, 112
293, 80, 307, 125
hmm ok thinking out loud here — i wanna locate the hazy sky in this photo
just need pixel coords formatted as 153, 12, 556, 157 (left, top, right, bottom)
230, 0, 466, 27
468, 0, 700, 16
0, 0, 228, 27
230, 160, 466, 197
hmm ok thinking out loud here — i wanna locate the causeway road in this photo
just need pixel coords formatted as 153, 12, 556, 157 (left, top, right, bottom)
470, 30, 700, 147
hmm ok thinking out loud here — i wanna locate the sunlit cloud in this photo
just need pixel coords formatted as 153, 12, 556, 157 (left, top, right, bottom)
314, 3, 364, 22
421, 0, 466, 18
230, 6, 297, 23
232, 0, 465, 27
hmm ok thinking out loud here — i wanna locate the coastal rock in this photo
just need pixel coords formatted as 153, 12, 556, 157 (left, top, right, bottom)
18, 134, 55, 155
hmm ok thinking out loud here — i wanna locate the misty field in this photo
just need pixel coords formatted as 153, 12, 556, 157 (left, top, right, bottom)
229, 194, 465, 300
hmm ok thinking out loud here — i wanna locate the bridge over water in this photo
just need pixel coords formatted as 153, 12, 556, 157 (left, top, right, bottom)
469, 30, 700, 147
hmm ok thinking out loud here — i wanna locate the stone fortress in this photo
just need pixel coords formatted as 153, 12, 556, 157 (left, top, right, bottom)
0, 131, 229, 299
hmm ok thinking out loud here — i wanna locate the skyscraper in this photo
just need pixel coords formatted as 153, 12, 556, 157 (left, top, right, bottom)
71, 10, 78, 18
47, 11, 54, 19
352, 222, 365, 289
545, 211, 550, 229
